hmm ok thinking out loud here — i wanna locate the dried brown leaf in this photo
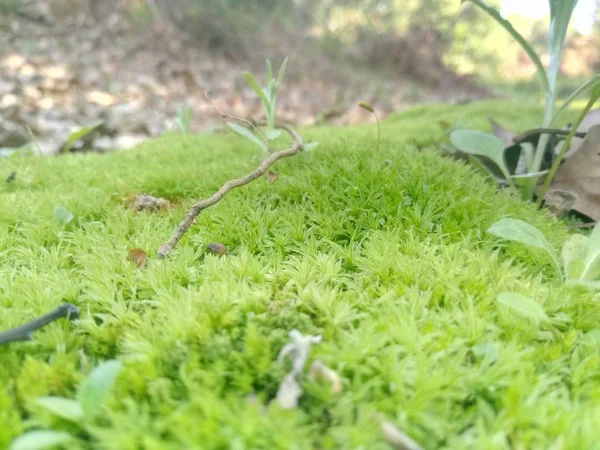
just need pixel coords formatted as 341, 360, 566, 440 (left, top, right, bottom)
438, 120, 451, 131
544, 189, 577, 216
551, 125, 600, 220
127, 248, 147, 269
207, 242, 228, 255
266, 170, 277, 184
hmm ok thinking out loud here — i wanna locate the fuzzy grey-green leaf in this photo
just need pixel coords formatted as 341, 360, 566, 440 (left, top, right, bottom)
53, 206, 73, 225
450, 129, 511, 180
77, 360, 122, 421
497, 292, 550, 323
35, 396, 84, 422
10, 430, 73, 450
227, 123, 268, 153
488, 218, 562, 276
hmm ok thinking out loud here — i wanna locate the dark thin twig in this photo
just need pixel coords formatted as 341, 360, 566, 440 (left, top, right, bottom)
158, 123, 303, 259
566, 222, 598, 230
205, 90, 271, 151
0, 303, 80, 346
512, 128, 587, 145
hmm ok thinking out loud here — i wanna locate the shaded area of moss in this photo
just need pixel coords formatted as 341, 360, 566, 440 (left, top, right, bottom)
1, 101, 598, 449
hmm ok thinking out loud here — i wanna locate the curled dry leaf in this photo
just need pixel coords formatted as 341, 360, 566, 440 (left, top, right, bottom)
207, 242, 228, 256
310, 360, 343, 394
266, 170, 277, 184
380, 418, 423, 450
127, 248, 148, 269
550, 125, 600, 221
489, 117, 514, 147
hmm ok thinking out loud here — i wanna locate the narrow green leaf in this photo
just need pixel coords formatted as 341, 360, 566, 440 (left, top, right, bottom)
61, 120, 103, 153
10, 430, 73, 450
487, 218, 562, 276
552, 74, 600, 125
547, 0, 579, 96
266, 59, 273, 84
35, 397, 84, 422
497, 292, 550, 323
450, 130, 512, 182
53, 206, 73, 226
462, 0, 549, 94
276, 57, 288, 85
227, 123, 268, 153
243, 72, 271, 112
77, 360, 122, 421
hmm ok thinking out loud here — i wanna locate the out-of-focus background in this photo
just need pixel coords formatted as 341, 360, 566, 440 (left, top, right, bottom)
1, 0, 598, 154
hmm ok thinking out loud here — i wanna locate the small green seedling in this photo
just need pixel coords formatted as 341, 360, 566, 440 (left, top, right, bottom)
488, 218, 600, 289
174, 103, 193, 133
61, 120, 104, 153
11, 360, 123, 450
52, 206, 73, 226
453, 0, 600, 200
358, 101, 380, 152
227, 58, 289, 153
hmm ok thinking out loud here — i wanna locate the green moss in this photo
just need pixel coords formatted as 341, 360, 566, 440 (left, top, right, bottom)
1, 101, 599, 449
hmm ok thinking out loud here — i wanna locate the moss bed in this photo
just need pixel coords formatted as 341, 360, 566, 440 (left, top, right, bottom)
2, 101, 599, 449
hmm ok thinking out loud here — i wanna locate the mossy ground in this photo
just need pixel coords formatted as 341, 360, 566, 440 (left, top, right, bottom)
1, 101, 599, 449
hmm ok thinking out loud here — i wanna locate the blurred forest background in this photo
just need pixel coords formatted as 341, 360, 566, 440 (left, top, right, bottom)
0, 0, 598, 154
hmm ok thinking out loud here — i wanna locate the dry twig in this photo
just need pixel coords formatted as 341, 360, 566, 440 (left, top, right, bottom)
157, 121, 304, 259
512, 128, 587, 146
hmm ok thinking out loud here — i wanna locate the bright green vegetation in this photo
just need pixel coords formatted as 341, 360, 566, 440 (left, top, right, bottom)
1, 101, 598, 449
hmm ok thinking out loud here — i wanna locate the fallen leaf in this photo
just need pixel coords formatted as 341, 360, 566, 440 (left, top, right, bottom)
567, 108, 600, 157
127, 248, 148, 269
551, 125, 600, 220
544, 189, 577, 216
266, 170, 277, 183
207, 242, 228, 255
310, 360, 343, 393
380, 419, 423, 450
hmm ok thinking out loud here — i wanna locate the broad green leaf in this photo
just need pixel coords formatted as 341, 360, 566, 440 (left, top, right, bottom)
10, 430, 73, 450
461, 0, 549, 94
77, 360, 122, 421
450, 130, 511, 182
35, 397, 84, 422
227, 123, 268, 153
303, 142, 319, 152
562, 234, 589, 279
497, 292, 550, 323
53, 206, 73, 225
266, 129, 281, 140
243, 72, 271, 112
61, 120, 103, 153
582, 222, 600, 280
487, 218, 562, 276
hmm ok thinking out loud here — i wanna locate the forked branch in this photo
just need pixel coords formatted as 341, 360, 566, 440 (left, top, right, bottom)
158, 123, 304, 259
